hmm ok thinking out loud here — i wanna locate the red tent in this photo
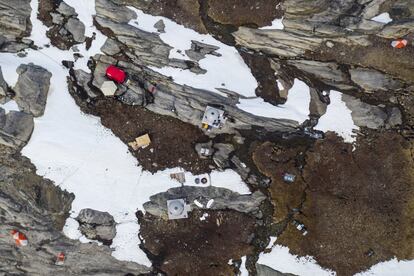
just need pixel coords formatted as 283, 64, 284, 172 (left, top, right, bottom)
106, 65, 126, 84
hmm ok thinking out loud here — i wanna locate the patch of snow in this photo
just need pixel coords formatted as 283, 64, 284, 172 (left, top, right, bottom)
277, 80, 284, 90
237, 79, 310, 123
266, 236, 277, 249
127, 7, 258, 97
240, 256, 249, 276
315, 90, 358, 143
355, 258, 414, 276
0, 100, 19, 113
62, 217, 82, 240
370, 13, 393, 24
258, 245, 336, 276
112, 221, 148, 264
260, 18, 284, 30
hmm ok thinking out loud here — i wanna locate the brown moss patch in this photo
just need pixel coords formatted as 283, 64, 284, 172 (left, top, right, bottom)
207, 0, 282, 27
139, 209, 256, 275
265, 132, 414, 275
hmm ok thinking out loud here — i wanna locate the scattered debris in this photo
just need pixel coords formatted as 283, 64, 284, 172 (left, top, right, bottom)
206, 199, 214, 209
391, 39, 407, 49
195, 141, 214, 159
292, 220, 308, 236
200, 147, 211, 156
170, 172, 186, 184
106, 65, 126, 84
167, 199, 191, 220
365, 248, 375, 257
193, 199, 204, 208
128, 134, 151, 150
11, 230, 28, 246
194, 175, 209, 185
283, 173, 296, 183
200, 213, 209, 221
55, 252, 65, 266
100, 81, 118, 97
304, 128, 325, 139
201, 106, 226, 130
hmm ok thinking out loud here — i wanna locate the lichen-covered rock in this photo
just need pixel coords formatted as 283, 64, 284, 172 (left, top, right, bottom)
14, 63, 52, 117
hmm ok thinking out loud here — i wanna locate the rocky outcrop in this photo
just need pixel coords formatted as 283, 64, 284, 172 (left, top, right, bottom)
74, 54, 298, 134
342, 94, 402, 129
0, 0, 31, 40
14, 63, 52, 117
70, 0, 304, 134
349, 68, 404, 93
76, 208, 117, 244
0, 108, 34, 148
143, 186, 267, 219
233, 0, 414, 129
0, 145, 150, 275
44, 1, 86, 49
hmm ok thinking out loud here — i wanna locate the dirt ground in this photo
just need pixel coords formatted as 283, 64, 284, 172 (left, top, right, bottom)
73, 97, 213, 174
253, 141, 308, 223
253, 132, 414, 276
138, 209, 256, 276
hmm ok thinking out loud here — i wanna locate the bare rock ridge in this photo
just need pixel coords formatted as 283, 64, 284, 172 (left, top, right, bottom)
233, 0, 413, 127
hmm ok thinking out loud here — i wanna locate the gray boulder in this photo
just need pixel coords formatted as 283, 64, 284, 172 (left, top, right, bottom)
185, 40, 221, 62
14, 63, 52, 117
0, 109, 34, 148
57, 1, 77, 17
76, 208, 117, 243
65, 18, 86, 43
309, 88, 327, 117
154, 19, 166, 33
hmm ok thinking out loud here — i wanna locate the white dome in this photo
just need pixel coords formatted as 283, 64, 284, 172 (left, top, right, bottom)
204, 107, 220, 123
168, 200, 184, 216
